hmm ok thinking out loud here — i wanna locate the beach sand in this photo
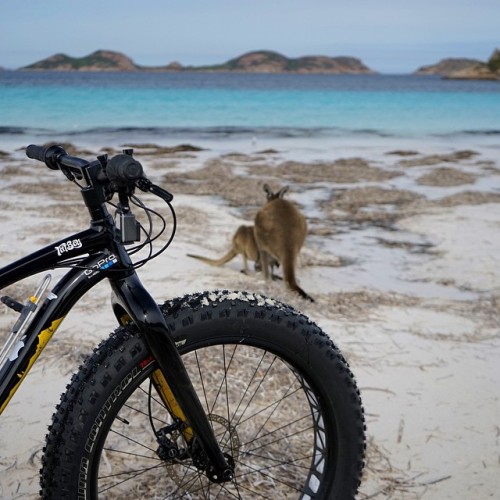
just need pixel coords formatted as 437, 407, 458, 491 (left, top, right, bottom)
0, 141, 499, 498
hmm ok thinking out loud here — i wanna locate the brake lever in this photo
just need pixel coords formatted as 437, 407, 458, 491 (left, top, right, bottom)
136, 178, 174, 203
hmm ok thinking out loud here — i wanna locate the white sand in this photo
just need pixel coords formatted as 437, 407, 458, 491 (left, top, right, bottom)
0, 142, 499, 498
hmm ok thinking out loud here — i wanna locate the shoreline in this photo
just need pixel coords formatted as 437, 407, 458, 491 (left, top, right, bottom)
2, 129, 500, 168
0, 139, 499, 498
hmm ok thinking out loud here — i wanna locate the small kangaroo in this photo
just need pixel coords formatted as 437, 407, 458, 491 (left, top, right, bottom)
188, 225, 259, 274
254, 184, 313, 301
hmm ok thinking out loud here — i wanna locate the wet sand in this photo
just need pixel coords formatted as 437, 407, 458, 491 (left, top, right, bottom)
0, 141, 499, 498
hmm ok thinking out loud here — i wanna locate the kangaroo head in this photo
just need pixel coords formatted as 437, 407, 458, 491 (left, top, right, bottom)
263, 184, 289, 201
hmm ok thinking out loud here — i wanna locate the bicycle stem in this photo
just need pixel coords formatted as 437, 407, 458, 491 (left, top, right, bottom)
110, 271, 234, 483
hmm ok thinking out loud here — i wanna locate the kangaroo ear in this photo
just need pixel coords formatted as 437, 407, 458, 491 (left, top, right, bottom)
278, 186, 289, 198
263, 184, 273, 197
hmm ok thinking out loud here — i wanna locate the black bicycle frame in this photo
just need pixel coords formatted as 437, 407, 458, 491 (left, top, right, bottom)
0, 226, 113, 411
0, 202, 232, 479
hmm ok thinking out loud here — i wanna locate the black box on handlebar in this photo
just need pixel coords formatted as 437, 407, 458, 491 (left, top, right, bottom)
116, 212, 141, 244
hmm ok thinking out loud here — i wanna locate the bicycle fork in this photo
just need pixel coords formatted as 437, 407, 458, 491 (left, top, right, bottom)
110, 272, 235, 484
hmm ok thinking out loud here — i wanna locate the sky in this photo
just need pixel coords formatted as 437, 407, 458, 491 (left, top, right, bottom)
0, 0, 498, 73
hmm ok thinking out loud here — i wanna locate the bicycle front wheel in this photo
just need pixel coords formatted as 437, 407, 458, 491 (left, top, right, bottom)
41, 291, 365, 499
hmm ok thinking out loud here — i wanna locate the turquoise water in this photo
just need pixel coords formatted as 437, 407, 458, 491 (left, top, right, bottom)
0, 71, 499, 150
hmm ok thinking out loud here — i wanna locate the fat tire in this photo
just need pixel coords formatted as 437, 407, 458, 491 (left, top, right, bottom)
40, 290, 365, 499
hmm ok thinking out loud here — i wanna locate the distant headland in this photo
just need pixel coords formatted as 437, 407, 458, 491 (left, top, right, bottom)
19, 49, 375, 74
9, 48, 500, 79
415, 49, 500, 80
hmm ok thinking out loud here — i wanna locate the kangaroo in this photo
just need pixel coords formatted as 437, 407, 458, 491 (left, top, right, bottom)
254, 184, 313, 301
188, 225, 259, 274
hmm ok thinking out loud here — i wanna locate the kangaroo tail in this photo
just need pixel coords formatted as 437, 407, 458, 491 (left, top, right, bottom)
282, 257, 314, 302
187, 248, 238, 267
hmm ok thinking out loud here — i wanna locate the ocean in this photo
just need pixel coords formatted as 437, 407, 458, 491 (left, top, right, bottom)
0, 71, 499, 157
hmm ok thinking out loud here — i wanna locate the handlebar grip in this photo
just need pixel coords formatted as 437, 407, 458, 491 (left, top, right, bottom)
26, 144, 48, 162
26, 144, 67, 170
106, 154, 144, 185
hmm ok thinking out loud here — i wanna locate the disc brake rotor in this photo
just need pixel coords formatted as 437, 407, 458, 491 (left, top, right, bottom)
166, 414, 240, 491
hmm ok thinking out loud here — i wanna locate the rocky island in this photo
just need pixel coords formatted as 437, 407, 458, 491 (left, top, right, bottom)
415, 48, 500, 80
22, 50, 139, 72
21, 49, 375, 74
193, 50, 374, 74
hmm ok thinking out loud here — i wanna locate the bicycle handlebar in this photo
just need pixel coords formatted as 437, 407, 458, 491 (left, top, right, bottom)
26, 144, 144, 186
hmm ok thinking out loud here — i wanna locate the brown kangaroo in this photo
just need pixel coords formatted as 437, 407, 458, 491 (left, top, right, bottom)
254, 184, 313, 301
188, 225, 259, 274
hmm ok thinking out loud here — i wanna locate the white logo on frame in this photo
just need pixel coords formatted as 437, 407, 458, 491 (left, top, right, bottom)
55, 239, 83, 256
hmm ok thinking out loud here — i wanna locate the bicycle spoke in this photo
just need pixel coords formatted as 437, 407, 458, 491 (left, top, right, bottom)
102, 446, 161, 462
107, 427, 158, 455
243, 416, 314, 453
235, 457, 309, 493
98, 462, 166, 493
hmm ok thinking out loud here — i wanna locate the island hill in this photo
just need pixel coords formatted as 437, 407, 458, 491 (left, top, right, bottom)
21, 49, 375, 74
415, 48, 500, 80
